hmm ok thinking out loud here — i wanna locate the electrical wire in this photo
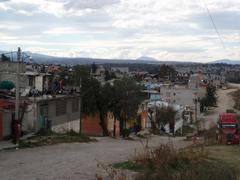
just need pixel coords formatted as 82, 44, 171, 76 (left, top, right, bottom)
201, 0, 229, 56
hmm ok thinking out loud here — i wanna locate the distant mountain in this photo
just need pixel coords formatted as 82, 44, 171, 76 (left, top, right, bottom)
137, 56, 158, 61
210, 59, 240, 65
2, 50, 238, 65
0, 50, 166, 65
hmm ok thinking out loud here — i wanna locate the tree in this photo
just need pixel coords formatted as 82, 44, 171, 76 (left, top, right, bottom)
199, 83, 217, 112
156, 106, 177, 126
104, 70, 111, 81
1, 54, 10, 61
111, 77, 145, 134
70, 65, 145, 136
96, 83, 115, 135
72, 65, 91, 85
206, 84, 217, 106
91, 62, 97, 74
158, 64, 177, 79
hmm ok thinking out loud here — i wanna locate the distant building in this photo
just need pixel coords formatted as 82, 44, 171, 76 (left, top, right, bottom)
111, 67, 129, 74
0, 61, 51, 92
111, 67, 129, 78
95, 65, 105, 76
160, 80, 206, 123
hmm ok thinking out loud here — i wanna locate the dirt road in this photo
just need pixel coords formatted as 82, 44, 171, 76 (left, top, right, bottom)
202, 84, 240, 130
0, 136, 189, 180
1, 84, 238, 180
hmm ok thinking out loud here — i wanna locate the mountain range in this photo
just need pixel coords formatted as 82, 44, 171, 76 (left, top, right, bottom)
1, 50, 240, 65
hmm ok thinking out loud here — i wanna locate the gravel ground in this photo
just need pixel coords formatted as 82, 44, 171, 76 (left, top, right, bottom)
202, 84, 239, 130
0, 136, 190, 180
1, 84, 238, 180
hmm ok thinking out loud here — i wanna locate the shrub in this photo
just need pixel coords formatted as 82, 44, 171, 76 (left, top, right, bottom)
134, 143, 237, 180
122, 129, 130, 138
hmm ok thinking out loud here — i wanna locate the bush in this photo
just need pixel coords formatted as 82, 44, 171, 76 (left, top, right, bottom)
36, 129, 57, 136
19, 129, 95, 149
122, 129, 130, 138
134, 144, 237, 180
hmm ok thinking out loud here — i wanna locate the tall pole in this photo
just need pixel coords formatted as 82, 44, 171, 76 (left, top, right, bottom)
13, 47, 21, 144
79, 77, 82, 134
15, 47, 21, 121
155, 93, 157, 128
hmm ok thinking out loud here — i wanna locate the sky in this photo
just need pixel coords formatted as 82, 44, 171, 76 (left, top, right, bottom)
0, 0, 240, 62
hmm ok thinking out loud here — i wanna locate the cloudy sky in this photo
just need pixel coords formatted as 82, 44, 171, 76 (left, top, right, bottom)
0, 0, 240, 62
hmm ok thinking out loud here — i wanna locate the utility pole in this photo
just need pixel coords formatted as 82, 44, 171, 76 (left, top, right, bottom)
79, 77, 82, 134
15, 47, 20, 121
13, 47, 21, 144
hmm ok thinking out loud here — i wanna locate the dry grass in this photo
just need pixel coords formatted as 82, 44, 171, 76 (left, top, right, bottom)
207, 145, 240, 177
96, 161, 132, 180
135, 142, 236, 180
97, 136, 237, 180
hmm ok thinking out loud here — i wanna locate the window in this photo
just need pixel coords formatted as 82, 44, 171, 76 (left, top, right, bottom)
220, 124, 236, 129
72, 99, 79, 113
56, 100, 67, 116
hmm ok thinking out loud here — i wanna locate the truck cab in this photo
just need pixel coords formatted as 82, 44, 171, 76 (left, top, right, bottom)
217, 113, 239, 144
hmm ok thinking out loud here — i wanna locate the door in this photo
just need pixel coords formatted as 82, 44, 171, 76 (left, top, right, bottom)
39, 104, 48, 129
0, 112, 3, 140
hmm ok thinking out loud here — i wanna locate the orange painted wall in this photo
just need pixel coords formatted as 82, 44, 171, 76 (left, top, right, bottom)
82, 113, 103, 136
141, 110, 148, 129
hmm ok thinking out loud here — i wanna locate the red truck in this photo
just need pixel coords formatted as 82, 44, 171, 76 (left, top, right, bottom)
217, 113, 240, 145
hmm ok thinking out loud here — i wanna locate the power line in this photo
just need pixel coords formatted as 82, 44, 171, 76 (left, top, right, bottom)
201, 0, 228, 54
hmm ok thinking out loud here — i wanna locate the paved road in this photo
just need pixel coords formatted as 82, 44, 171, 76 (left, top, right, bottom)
202, 84, 239, 130
0, 136, 190, 180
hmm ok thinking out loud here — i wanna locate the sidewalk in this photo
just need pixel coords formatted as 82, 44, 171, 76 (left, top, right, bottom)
0, 140, 17, 150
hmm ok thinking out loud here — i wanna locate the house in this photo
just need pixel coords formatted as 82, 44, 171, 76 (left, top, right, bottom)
147, 100, 184, 134
0, 61, 51, 93
111, 67, 129, 73
159, 74, 207, 123
95, 65, 105, 76
0, 61, 28, 89
0, 99, 15, 140
23, 94, 81, 133
111, 67, 129, 78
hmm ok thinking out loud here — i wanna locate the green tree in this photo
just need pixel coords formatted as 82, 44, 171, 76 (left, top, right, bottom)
156, 106, 177, 126
70, 65, 145, 136
97, 82, 115, 135
81, 77, 100, 116
1, 54, 10, 61
91, 62, 97, 74
206, 84, 217, 106
111, 77, 145, 134
69, 65, 91, 86
158, 64, 177, 79
104, 70, 111, 81
199, 83, 217, 112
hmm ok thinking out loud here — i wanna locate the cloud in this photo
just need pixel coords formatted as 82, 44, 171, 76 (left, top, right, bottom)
0, 0, 240, 62
63, 0, 120, 10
